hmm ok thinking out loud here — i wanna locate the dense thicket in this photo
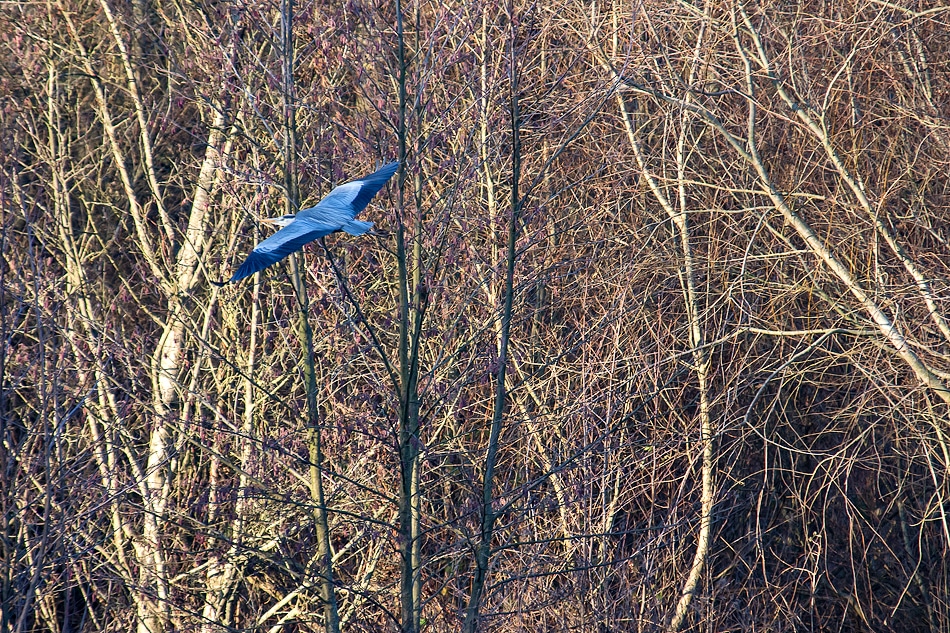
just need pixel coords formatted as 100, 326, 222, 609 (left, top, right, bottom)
2, 0, 949, 631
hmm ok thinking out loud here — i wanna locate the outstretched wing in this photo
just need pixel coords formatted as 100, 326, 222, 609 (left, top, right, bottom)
350, 161, 399, 215
228, 217, 337, 283
301, 161, 399, 224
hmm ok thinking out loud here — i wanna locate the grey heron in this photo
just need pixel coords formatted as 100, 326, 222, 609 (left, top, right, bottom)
217, 161, 398, 285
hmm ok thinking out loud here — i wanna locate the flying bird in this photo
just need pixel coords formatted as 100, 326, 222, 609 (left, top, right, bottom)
218, 161, 398, 285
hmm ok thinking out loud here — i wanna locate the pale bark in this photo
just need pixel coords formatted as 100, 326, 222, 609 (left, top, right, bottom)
200, 251, 258, 632
738, 6, 950, 345
600, 41, 950, 409
98, 0, 175, 245
60, 5, 232, 627
58, 2, 167, 287
596, 20, 717, 626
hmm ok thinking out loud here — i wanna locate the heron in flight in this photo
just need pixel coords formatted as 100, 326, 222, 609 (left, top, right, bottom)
218, 161, 398, 285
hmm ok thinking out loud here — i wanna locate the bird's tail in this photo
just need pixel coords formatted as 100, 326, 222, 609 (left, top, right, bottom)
342, 219, 373, 235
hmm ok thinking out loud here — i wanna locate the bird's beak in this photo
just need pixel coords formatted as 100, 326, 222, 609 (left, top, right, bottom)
260, 217, 280, 225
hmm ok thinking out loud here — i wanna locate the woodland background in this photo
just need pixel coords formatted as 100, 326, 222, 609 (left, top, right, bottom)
2, 0, 950, 631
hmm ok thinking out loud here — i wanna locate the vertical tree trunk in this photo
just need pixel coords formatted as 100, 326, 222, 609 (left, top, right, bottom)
200, 156, 254, 633
666, 12, 715, 630
462, 10, 520, 629
394, 2, 423, 630
280, 0, 340, 629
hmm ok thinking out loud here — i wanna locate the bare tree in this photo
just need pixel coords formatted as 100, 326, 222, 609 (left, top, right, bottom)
3, 0, 949, 631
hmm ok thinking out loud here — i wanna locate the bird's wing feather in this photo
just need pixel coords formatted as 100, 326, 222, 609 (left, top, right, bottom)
302, 182, 363, 223
350, 161, 399, 214
229, 218, 336, 283
342, 219, 373, 235
303, 162, 398, 223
